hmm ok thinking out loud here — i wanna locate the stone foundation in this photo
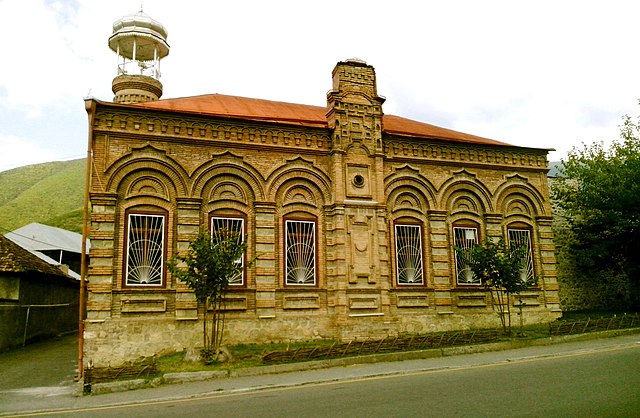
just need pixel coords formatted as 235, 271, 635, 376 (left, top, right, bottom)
83, 307, 561, 368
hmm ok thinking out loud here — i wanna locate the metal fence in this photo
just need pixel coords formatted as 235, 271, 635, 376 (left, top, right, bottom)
262, 329, 503, 364
549, 313, 639, 336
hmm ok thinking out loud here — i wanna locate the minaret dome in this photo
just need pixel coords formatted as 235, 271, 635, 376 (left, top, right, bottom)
108, 9, 169, 104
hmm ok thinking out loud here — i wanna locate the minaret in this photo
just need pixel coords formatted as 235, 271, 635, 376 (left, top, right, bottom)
108, 9, 169, 104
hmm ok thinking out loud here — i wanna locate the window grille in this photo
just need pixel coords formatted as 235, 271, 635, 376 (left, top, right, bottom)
211, 217, 245, 286
508, 228, 535, 283
126, 213, 164, 286
395, 224, 424, 285
454, 226, 480, 285
285, 220, 316, 285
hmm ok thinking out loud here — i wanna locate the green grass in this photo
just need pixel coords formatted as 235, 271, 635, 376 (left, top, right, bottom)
152, 325, 557, 375
155, 340, 338, 374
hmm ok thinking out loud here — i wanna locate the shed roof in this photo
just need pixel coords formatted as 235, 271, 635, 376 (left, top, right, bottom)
132, 93, 511, 147
6, 223, 89, 254
0, 235, 68, 277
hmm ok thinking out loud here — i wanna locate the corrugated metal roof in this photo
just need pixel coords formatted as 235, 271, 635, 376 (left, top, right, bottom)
132, 93, 511, 146
5, 223, 89, 254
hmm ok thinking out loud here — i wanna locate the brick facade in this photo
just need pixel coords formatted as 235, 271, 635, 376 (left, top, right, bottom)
83, 60, 560, 367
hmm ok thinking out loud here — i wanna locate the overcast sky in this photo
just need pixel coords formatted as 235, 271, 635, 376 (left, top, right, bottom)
1, 0, 638, 172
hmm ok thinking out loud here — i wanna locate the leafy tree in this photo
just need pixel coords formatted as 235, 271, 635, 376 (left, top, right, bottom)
168, 230, 248, 363
457, 239, 535, 334
552, 113, 640, 310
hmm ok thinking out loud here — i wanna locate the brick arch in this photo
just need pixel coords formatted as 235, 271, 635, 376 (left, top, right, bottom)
494, 181, 547, 217
190, 155, 265, 202
105, 149, 188, 198
274, 178, 326, 210
385, 166, 437, 212
193, 170, 261, 204
387, 186, 433, 219
438, 170, 493, 214
388, 188, 427, 214
446, 190, 486, 216
503, 194, 536, 218
266, 158, 331, 204
114, 169, 179, 202
208, 180, 250, 205
125, 175, 171, 202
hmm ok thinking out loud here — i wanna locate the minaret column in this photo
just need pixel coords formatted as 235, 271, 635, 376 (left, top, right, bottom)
108, 9, 170, 104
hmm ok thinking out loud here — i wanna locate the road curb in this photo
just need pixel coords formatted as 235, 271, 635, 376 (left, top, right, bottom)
87, 327, 640, 395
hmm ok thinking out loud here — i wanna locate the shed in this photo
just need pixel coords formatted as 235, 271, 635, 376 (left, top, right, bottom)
0, 235, 79, 349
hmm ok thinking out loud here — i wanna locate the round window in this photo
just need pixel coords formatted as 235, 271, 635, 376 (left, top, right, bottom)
353, 174, 365, 188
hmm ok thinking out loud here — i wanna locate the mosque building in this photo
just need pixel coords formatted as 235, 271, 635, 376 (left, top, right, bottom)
82, 9, 560, 367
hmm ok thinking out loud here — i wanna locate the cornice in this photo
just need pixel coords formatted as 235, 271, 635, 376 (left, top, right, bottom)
91, 104, 549, 171
383, 136, 548, 171
93, 107, 332, 153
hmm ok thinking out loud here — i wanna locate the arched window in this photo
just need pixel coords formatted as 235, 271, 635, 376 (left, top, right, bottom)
507, 225, 535, 284
210, 215, 246, 286
284, 218, 316, 286
394, 223, 424, 285
453, 223, 480, 286
125, 211, 166, 287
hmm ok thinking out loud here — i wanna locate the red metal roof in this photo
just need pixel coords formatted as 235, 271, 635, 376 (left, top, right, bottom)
133, 93, 511, 146
382, 114, 508, 146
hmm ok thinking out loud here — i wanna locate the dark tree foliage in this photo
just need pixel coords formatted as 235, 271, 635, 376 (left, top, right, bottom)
457, 239, 534, 334
168, 230, 248, 362
552, 113, 640, 310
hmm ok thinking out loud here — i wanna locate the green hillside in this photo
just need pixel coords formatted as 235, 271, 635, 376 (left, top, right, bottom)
0, 159, 85, 234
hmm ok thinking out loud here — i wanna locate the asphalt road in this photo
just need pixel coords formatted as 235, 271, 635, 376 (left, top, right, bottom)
74, 344, 640, 417
3, 334, 638, 418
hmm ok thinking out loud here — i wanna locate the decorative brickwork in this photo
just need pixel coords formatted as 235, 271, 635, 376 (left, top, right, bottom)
83, 60, 560, 367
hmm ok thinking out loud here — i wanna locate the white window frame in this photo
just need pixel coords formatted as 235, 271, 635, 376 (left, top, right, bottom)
395, 224, 424, 285
125, 213, 165, 287
211, 216, 245, 286
453, 226, 480, 286
285, 219, 316, 286
507, 228, 535, 284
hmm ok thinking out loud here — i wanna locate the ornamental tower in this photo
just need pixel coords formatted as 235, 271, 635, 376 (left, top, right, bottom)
325, 59, 388, 289
108, 9, 169, 104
